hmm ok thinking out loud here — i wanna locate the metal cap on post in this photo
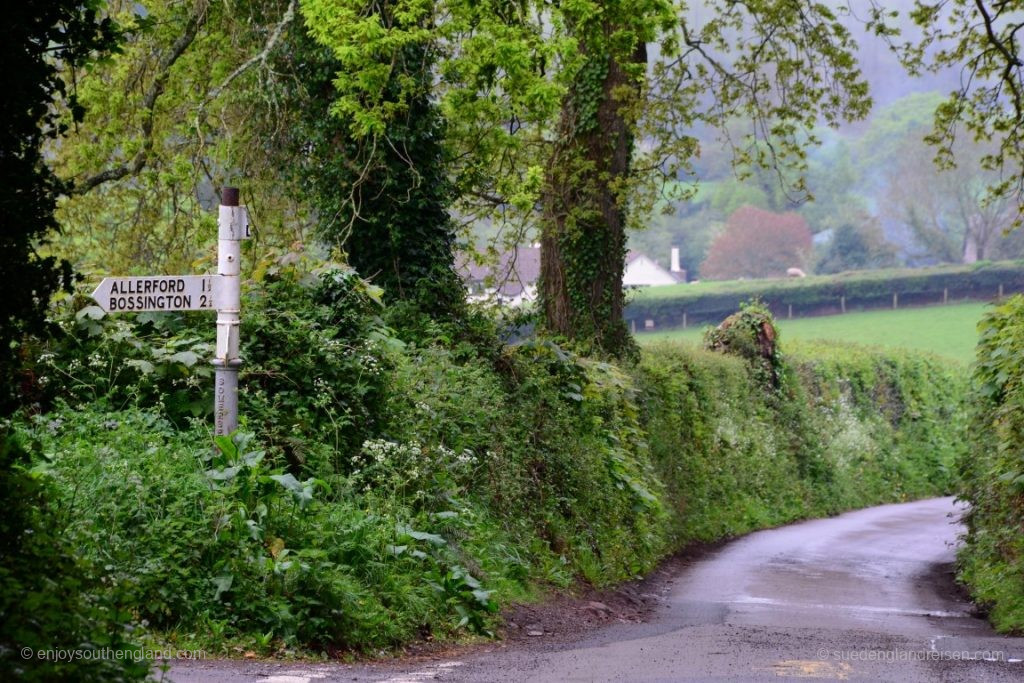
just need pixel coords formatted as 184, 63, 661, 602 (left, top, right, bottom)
221, 187, 240, 207
213, 186, 245, 437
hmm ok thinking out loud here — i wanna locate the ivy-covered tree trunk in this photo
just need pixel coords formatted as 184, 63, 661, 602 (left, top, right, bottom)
540, 20, 645, 358
288, 7, 464, 321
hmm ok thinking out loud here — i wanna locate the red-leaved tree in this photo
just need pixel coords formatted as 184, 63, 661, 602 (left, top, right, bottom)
701, 206, 813, 279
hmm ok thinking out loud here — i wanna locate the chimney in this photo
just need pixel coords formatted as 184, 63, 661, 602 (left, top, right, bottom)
670, 247, 681, 273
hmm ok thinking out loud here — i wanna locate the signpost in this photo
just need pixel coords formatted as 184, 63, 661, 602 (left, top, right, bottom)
91, 275, 224, 313
91, 187, 249, 436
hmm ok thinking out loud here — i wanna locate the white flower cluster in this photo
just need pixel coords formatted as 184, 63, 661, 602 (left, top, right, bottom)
350, 438, 480, 497
312, 377, 335, 409
360, 353, 382, 375
436, 444, 477, 466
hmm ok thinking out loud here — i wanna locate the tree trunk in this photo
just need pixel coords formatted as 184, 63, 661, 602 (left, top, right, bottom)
539, 25, 645, 358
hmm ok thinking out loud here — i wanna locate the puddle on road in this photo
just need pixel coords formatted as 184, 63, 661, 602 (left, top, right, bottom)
755, 660, 853, 679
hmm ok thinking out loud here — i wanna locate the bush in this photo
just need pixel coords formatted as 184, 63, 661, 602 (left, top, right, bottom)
957, 294, 1024, 633
0, 428, 149, 682
638, 322, 965, 546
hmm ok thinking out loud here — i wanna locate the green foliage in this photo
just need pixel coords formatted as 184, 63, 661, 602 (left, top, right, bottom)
0, 1, 119, 415
54, 0, 309, 274
239, 265, 397, 472
16, 408, 503, 651
29, 265, 398, 475
867, 1, 1024, 206
300, 0, 873, 355
25, 298, 214, 421
286, 9, 466, 319
638, 336, 966, 545
627, 260, 1024, 328
703, 301, 784, 389
856, 92, 1019, 265
0, 428, 149, 682
816, 221, 898, 275
0, 6, 145, 680
958, 294, 1024, 632
16, 277, 970, 655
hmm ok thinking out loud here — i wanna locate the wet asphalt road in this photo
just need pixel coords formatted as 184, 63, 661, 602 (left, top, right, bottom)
167, 497, 1024, 682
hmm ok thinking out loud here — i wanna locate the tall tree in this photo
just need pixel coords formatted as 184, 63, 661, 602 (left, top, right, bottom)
288, 4, 465, 318
869, 0, 1024, 205
304, 0, 871, 356
1, 0, 118, 413
53, 0, 304, 274
539, 0, 659, 355
58, 0, 466, 319
701, 205, 813, 279
880, 135, 1016, 263
0, 7, 151, 683
815, 219, 898, 274
857, 94, 1018, 264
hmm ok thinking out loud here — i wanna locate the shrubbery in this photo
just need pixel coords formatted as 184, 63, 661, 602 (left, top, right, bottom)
957, 294, 1024, 633
6, 270, 970, 669
0, 429, 151, 682
639, 306, 965, 545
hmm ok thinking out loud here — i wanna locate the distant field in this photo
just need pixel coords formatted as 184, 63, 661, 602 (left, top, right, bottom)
636, 301, 991, 363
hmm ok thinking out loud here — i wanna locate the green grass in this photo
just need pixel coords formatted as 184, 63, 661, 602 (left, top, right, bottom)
636, 301, 990, 363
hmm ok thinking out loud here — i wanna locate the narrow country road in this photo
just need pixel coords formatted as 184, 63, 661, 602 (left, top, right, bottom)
168, 497, 1024, 682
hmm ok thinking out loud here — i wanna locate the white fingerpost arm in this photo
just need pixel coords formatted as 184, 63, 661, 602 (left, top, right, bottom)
213, 187, 248, 436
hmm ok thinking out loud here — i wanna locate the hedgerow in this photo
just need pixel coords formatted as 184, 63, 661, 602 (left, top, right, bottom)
8, 270, 969, 667
957, 294, 1024, 633
626, 260, 1024, 327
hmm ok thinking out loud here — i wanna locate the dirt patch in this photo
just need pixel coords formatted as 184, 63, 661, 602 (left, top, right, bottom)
914, 560, 982, 618
392, 540, 725, 664
500, 546, 711, 642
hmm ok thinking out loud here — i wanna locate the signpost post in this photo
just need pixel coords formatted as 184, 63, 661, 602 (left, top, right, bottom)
91, 187, 249, 436
212, 187, 247, 436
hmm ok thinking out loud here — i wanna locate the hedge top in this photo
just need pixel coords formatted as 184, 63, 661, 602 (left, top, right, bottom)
631, 261, 1024, 303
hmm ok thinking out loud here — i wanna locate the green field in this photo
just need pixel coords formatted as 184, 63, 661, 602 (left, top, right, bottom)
636, 301, 991, 363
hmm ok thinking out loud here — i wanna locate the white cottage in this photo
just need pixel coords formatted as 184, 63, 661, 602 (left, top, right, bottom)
460, 246, 684, 306
623, 250, 684, 287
